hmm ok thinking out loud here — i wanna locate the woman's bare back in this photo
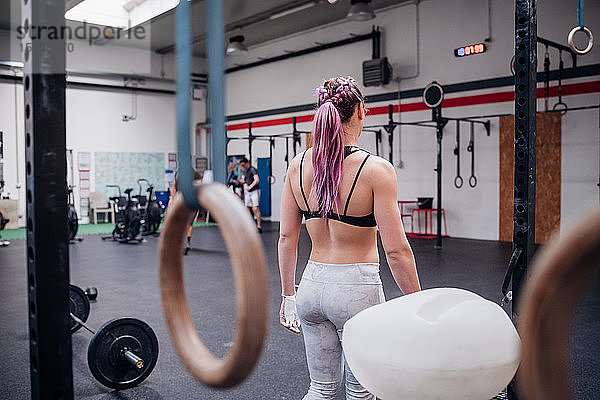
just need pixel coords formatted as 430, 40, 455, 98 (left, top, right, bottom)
287, 147, 382, 264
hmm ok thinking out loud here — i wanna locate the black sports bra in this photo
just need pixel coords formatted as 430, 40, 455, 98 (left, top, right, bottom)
299, 147, 376, 228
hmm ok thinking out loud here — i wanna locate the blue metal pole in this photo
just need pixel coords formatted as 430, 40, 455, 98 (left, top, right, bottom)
175, 0, 198, 208
207, 0, 226, 184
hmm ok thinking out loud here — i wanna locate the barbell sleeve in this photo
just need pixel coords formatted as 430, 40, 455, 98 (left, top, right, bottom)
123, 349, 144, 369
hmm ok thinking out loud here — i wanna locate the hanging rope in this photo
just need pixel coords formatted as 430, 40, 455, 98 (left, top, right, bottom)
175, 0, 199, 209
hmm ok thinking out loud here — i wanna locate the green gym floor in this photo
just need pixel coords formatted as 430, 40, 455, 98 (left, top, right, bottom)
0, 221, 216, 240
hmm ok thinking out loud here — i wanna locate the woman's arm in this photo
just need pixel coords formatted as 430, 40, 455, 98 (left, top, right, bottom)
278, 168, 303, 296
372, 160, 421, 295
278, 167, 303, 333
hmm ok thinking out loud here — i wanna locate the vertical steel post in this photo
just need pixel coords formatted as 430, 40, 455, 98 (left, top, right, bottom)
269, 138, 274, 178
22, 0, 73, 398
248, 122, 253, 164
372, 27, 381, 59
512, 0, 537, 322
207, 0, 226, 184
432, 106, 446, 249
292, 117, 301, 156
387, 105, 394, 164
509, 1, 537, 399
435, 126, 443, 248
284, 137, 289, 169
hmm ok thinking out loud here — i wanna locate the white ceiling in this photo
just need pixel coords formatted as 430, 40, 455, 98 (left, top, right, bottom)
151, 0, 409, 56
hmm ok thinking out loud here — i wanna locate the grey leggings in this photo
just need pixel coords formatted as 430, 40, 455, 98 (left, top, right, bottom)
296, 261, 385, 400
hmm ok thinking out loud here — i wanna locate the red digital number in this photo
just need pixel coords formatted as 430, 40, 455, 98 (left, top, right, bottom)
455, 43, 485, 57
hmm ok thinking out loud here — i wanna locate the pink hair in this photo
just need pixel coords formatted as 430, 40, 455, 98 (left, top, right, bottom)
311, 77, 364, 217
312, 102, 345, 216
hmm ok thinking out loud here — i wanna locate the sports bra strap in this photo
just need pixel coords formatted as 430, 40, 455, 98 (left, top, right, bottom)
299, 150, 311, 211
343, 154, 371, 216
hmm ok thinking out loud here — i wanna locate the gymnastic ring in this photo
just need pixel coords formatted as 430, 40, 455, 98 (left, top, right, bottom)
553, 102, 568, 116
454, 175, 463, 189
568, 26, 594, 55
268, 175, 276, 185
468, 175, 477, 188
518, 206, 600, 400
510, 54, 516, 76
158, 184, 269, 388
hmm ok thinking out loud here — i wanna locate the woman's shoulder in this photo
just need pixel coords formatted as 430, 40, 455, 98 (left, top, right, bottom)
361, 152, 393, 170
360, 153, 396, 181
288, 149, 312, 171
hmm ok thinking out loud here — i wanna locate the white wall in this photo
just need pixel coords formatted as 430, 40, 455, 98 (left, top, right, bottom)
1, 0, 598, 237
1, 13, 209, 226
224, 0, 600, 240
0, 79, 205, 226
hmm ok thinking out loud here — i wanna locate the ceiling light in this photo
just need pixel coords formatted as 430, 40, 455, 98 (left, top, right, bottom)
65, 0, 180, 28
269, 2, 316, 20
226, 35, 248, 56
0, 61, 24, 68
347, 0, 375, 21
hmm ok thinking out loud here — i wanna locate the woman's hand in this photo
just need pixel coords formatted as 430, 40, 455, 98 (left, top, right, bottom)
279, 295, 301, 333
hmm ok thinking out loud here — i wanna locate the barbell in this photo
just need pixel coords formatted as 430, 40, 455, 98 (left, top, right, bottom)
70, 284, 158, 390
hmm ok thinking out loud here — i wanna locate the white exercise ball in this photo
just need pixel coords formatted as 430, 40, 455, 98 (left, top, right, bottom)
342, 288, 520, 400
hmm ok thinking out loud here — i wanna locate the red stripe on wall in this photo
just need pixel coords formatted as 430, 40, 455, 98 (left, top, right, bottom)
226, 80, 599, 132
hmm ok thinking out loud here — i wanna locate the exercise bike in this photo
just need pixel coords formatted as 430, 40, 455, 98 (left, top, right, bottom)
67, 185, 83, 243
101, 185, 143, 244
136, 179, 164, 236
0, 147, 9, 246
0, 211, 9, 247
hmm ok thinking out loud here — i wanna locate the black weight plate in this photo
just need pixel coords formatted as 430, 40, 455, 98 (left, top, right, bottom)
69, 285, 90, 333
126, 208, 141, 240
147, 203, 162, 234
68, 205, 78, 241
88, 317, 159, 390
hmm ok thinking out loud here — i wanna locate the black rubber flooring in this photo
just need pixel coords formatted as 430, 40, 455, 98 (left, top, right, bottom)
0, 222, 598, 399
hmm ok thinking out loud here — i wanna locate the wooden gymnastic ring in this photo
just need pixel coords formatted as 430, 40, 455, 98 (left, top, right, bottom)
568, 26, 594, 55
158, 184, 269, 388
518, 206, 600, 400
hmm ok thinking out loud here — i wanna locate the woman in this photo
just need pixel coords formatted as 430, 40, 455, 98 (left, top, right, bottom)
278, 76, 421, 400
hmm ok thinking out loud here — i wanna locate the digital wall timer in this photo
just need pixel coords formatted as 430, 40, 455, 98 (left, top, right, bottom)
454, 43, 486, 57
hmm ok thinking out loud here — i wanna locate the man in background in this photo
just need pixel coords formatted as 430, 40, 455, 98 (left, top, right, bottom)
239, 157, 262, 233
